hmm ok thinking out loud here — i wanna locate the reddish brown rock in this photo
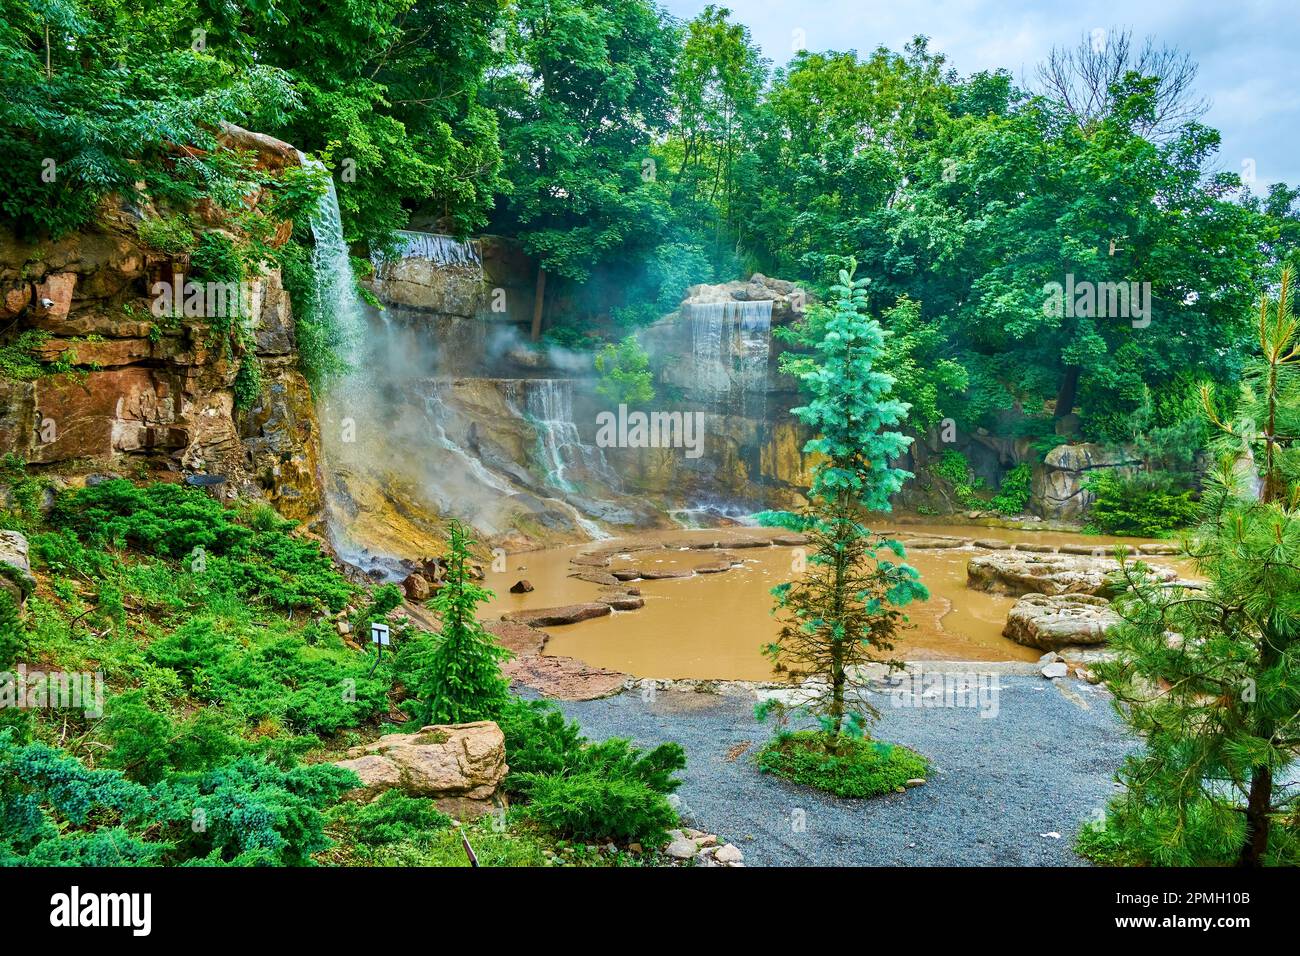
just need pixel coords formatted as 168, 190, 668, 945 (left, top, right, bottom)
502, 654, 627, 701
33, 272, 75, 319
402, 572, 432, 602
1, 284, 29, 319
501, 603, 612, 627
484, 619, 548, 656
509, 579, 534, 593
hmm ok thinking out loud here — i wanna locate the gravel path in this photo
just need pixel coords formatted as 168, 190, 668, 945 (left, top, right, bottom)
549, 674, 1136, 866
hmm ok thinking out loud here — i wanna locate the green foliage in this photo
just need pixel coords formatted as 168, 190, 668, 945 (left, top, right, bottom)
931, 450, 985, 509
398, 521, 511, 725
0, 589, 23, 671
136, 213, 197, 255
0, 454, 45, 532
145, 617, 390, 737
0, 0, 299, 237
758, 260, 927, 742
989, 462, 1033, 515
0, 730, 357, 866
521, 772, 680, 846
594, 336, 655, 407
756, 730, 928, 798
661, 6, 767, 272
497, 697, 686, 845
0, 331, 55, 382
334, 790, 452, 847
488, 0, 677, 282
100, 689, 245, 784
1084, 471, 1198, 536
878, 297, 968, 429
1096, 278, 1300, 866
48, 480, 354, 613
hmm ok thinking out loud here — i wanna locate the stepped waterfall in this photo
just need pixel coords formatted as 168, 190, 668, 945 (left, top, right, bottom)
686, 299, 772, 406
302, 179, 615, 554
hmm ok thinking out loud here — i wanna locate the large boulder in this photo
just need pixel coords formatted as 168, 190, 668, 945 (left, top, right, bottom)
1003, 593, 1121, 650
967, 551, 1177, 598
334, 721, 507, 820
1031, 443, 1142, 520
0, 530, 36, 607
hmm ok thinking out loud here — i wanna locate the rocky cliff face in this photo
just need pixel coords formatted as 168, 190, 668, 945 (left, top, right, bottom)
1030, 443, 1142, 520
0, 127, 322, 521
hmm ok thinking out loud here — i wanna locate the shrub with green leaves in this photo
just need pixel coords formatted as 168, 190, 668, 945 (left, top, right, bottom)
931, 450, 985, 509
755, 730, 928, 798
989, 462, 1033, 515
594, 336, 655, 407
333, 790, 453, 847
48, 480, 354, 613
497, 697, 686, 846
0, 731, 357, 866
1084, 471, 1198, 536
145, 617, 390, 737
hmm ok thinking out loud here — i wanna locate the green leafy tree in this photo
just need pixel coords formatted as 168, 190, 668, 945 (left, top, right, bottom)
488, 0, 677, 337
594, 335, 654, 406
1097, 270, 1300, 866
735, 39, 953, 280
756, 261, 928, 746
249, 0, 505, 248
662, 5, 766, 267
401, 521, 511, 725
869, 70, 1261, 438
0, 0, 297, 236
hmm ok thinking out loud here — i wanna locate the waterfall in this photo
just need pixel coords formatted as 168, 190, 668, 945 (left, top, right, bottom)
512, 379, 617, 494
421, 381, 514, 497
301, 155, 368, 369
301, 166, 611, 548
375, 231, 483, 278
686, 299, 772, 405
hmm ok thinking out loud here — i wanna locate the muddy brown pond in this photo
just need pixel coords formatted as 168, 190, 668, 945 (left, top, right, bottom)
482, 524, 1184, 681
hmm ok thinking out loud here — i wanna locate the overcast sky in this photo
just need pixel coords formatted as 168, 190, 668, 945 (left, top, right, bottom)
659, 0, 1298, 192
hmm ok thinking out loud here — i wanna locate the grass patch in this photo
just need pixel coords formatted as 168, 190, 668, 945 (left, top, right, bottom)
756, 731, 928, 799
323, 807, 665, 867
1075, 820, 1144, 866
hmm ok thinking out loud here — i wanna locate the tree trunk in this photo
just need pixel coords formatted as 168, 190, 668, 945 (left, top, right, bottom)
529, 266, 547, 342
1054, 365, 1081, 419
827, 495, 850, 748
1237, 764, 1273, 867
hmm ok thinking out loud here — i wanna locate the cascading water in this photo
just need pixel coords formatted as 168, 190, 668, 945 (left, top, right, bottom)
512, 379, 619, 494
686, 299, 773, 407
384, 231, 482, 269
302, 156, 369, 369
303, 174, 618, 550
492, 378, 614, 539
421, 380, 514, 497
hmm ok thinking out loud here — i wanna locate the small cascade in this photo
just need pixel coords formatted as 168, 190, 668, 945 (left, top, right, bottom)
512, 379, 618, 494
685, 299, 773, 406
375, 231, 483, 278
421, 381, 515, 497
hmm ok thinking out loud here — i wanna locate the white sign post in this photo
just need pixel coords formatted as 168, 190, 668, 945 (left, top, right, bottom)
367, 622, 391, 676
